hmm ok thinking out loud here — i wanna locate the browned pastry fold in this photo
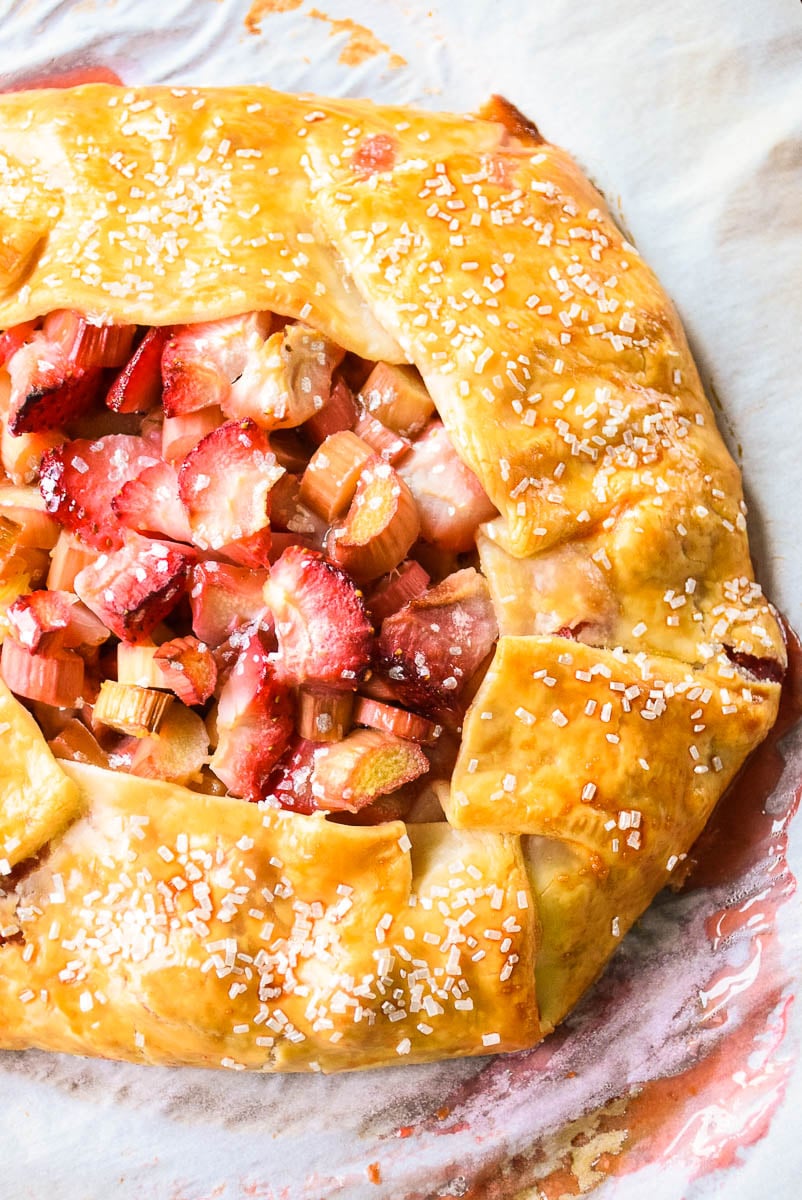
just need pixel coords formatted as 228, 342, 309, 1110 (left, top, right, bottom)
0, 84, 783, 1070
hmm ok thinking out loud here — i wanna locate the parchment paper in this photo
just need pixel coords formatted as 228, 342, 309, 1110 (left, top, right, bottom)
0, 1, 800, 1197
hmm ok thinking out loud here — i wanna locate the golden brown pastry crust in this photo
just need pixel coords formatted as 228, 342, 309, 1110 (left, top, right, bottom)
0, 85, 783, 1071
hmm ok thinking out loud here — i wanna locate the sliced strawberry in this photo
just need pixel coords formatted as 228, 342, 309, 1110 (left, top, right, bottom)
209, 628, 294, 800
225, 323, 346, 430
162, 312, 272, 417
6, 333, 101, 435
262, 736, 319, 814
0, 319, 38, 369
74, 533, 193, 642
113, 460, 194, 544
376, 568, 499, 712
154, 635, 218, 706
264, 545, 373, 688
106, 327, 170, 413
39, 434, 161, 550
398, 420, 498, 552
7, 588, 109, 653
177, 419, 283, 562
189, 561, 269, 647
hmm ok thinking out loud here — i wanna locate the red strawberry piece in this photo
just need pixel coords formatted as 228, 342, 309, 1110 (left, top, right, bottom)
7, 588, 109, 653
398, 420, 498, 552
189, 561, 269, 647
106, 327, 170, 413
0, 319, 38, 369
210, 628, 294, 800
264, 545, 373, 688
177, 418, 283, 562
6, 333, 102, 436
161, 312, 271, 417
39, 434, 161, 550
376, 567, 498, 712
262, 736, 319, 814
302, 377, 358, 445
74, 533, 193, 643
154, 635, 218, 706
113, 460, 194, 544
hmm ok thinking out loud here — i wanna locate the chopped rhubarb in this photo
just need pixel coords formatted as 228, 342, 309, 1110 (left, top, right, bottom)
359, 362, 435, 438
177, 418, 283, 561
43, 310, 136, 370
304, 727, 429, 813
7, 588, 109, 652
161, 406, 224, 463
210, 628, 294, 800
377, 568, 499, 712
264, 545, 373, 687
162, 312, 272, 416
106, 326, 170, 413
1, 637, 84, 707
47, 531, 98, 591
296, 687, 354, 742
353, 412, 411, 464
117, 641, 165, 689
0, 320, 37, 369
188, 561, 269, 646
225, 323, 346, 430
353, 696, 440, 745
0, 514, 21, 565
328, 461, 420, 584
48, 718, 109, 768
154, 635, 217, 706
366, 559, 431, 624
74, 533, 193, 642
117, 702, 210, 786
39, 434, 160, 549
269, 474, 328, 546
299, 430, 373, 522
0, 485, 61, 549
303, 377, 358, 444
398, 420, 498, 552
93, 679, 173, 736
113, 460, 194, 544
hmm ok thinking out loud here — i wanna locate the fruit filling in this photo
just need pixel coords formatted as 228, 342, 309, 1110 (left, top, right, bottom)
0, 311, 500, 822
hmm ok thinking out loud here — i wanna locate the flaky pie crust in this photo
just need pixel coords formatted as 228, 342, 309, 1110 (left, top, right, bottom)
0, 85, 783, 1071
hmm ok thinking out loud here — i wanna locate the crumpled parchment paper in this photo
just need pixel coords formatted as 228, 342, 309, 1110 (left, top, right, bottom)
0, 1, 800, 1197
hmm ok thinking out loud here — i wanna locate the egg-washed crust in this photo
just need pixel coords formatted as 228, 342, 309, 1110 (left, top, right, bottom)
0, 85, 784, 1071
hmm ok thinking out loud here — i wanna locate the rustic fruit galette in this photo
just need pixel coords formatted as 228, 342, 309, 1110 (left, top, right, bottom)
0, 86, 785, 1071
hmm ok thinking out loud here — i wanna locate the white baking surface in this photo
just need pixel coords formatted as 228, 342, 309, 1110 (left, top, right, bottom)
0, 1, 800, 1197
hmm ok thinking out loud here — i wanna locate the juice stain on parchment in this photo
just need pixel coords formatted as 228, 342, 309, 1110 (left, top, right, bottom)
244, 0, 406, 69
244, 0, 303, 36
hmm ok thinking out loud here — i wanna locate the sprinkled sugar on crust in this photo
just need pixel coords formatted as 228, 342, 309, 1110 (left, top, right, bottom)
0, 85, 783, 1071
